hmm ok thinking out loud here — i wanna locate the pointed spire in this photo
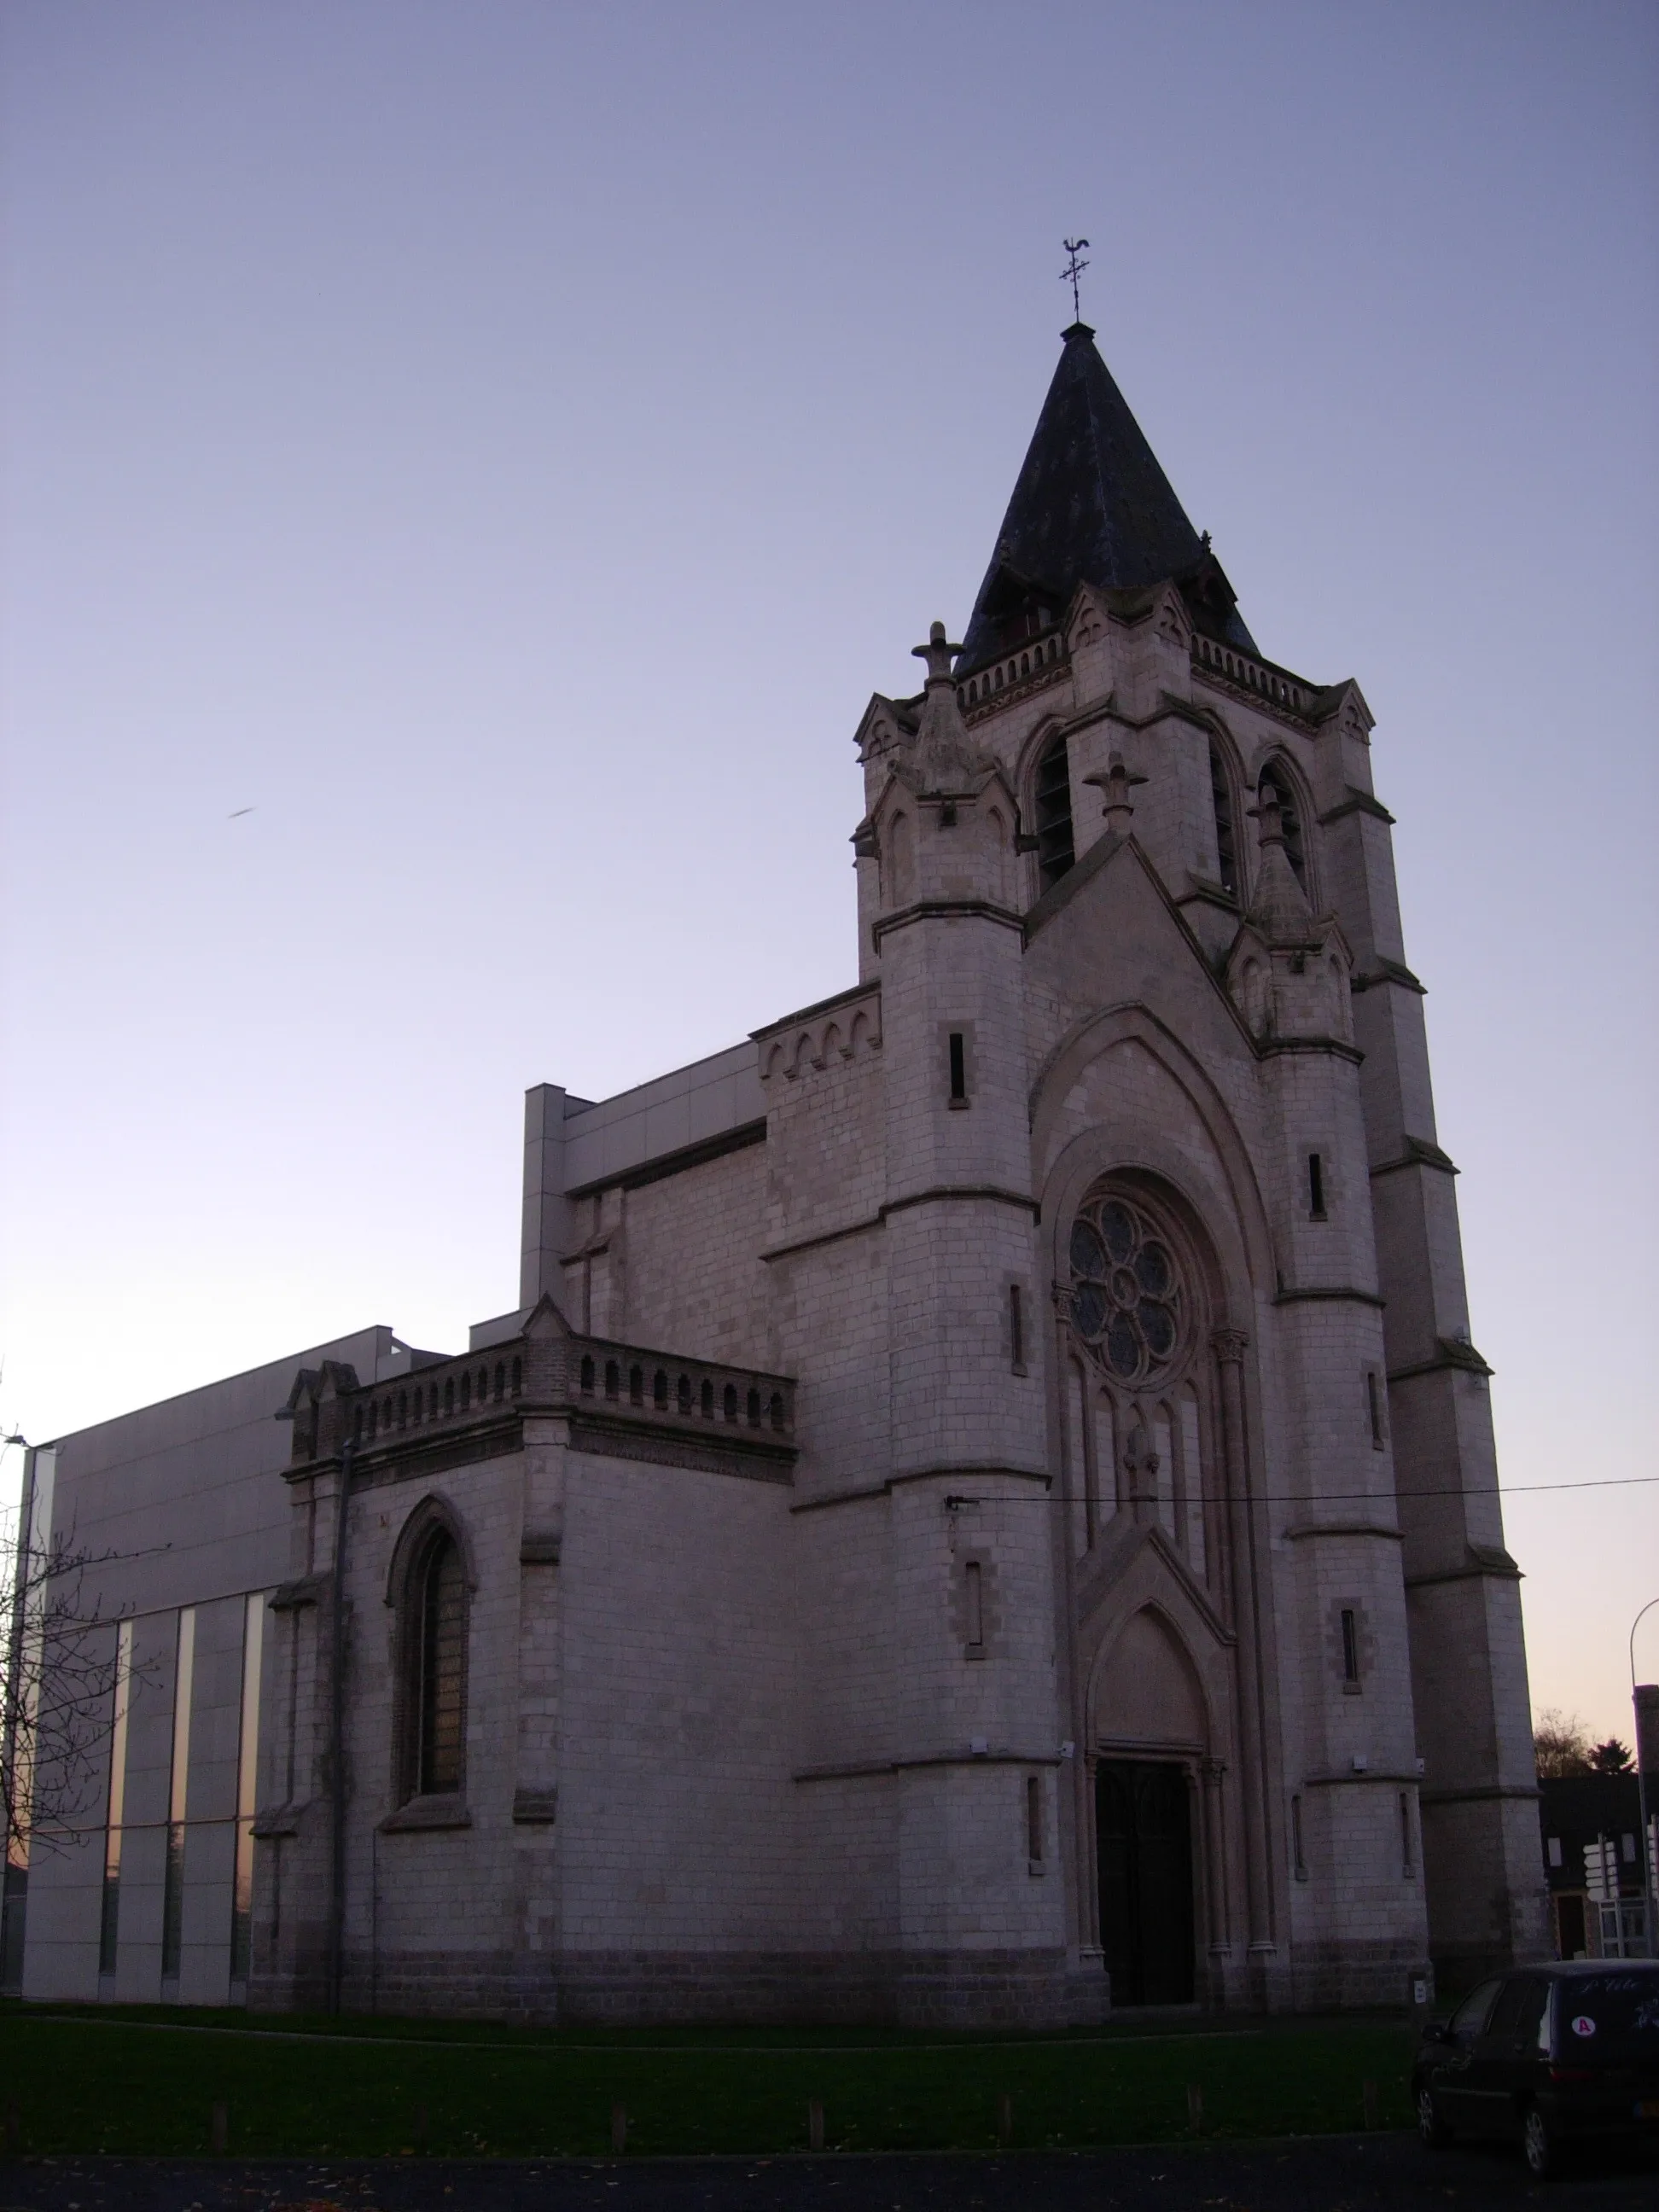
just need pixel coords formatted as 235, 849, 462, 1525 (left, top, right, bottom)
1245, 785, 1315, 943
958, 324, 1258, 674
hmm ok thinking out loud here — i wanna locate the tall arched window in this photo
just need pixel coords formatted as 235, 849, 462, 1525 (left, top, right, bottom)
1208, 742, 1237, 896
1065, 1182, 1214, 1586
1034, 733, 1074, 888
1257, 761, 1307, 889
402, 1525, 467, 1800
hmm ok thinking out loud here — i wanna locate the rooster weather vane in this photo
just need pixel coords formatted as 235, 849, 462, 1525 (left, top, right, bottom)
1061, 236, 1091, 322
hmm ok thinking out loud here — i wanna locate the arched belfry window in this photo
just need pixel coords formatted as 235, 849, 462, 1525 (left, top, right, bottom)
1033, 732, 1074, 889
1257, 760, 1307, 890
398, 1520, 468, 1801
1208, 742, 1237, 897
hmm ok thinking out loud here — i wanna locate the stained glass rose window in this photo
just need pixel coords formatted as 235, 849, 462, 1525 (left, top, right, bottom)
1068, 1194, 1185, 1385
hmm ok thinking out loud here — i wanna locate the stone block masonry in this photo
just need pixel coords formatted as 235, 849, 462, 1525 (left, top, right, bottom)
15, 317, 1539, 2024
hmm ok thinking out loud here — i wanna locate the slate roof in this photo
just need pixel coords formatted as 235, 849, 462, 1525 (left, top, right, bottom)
958, 323, 1259, 673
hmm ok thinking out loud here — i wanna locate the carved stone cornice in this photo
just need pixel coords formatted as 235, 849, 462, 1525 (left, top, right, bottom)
1388, 1336, 1494, 1384
1350, 956, 1426, 996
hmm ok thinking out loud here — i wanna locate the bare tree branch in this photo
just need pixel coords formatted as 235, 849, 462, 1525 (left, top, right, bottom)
2, 1499, 145, 1863
1534, 1707, 1595, 1780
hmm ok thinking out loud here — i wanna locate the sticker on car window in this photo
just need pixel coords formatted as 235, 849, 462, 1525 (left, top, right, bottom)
1571, 2014, 1597, 2038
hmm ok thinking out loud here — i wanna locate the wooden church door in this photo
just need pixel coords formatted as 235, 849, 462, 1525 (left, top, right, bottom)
1096, 1758, 1196, 2005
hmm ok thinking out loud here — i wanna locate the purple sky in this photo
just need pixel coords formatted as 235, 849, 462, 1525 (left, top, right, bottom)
3, 2, 1656, 1737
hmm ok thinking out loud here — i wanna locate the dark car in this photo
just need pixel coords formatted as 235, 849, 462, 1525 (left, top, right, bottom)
1413, 1959, 1659, 2179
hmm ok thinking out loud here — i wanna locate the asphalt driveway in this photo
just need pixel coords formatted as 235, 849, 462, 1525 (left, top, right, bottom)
1, 2131, 1656, 2210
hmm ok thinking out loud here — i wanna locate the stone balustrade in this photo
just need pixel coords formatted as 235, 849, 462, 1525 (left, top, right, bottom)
286, 1326, 796, 1468
1191, 630, 1311, 713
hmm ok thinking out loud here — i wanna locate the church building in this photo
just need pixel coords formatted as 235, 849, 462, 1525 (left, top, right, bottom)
8, 322, 1547, 2024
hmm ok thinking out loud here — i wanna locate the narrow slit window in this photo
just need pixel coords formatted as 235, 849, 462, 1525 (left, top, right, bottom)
965, 1561, 985, 1651
1026, 1775, 1044, 1866
1307, 1152, 1325, 1218
1009, 1284, 1026, 1372
1033, 733, 1074, 888
1341, 1607, 1361, 1685
947, 1031, 967, 1104
1400, 1790, 1416, 1877
1366, 1371, 1386, 1449
1292, 1792, 1307, 1879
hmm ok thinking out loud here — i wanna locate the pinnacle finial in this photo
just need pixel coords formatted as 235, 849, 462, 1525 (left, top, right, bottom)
1083, 751, 1147, 836
1244, 782, 1313, 938
1249, 784, 1287, 849
911, 620, 962, 685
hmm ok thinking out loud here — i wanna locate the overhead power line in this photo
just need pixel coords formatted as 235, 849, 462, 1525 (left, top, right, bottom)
939, 1474, 1658, 1507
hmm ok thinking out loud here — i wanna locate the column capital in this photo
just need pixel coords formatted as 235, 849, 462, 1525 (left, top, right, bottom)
1211, 1326, 1250, 1366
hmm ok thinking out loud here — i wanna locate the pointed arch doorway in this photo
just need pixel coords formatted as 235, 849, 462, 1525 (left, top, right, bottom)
1087, 1603, 1209, 2007
1095, 1758, 1195, 2005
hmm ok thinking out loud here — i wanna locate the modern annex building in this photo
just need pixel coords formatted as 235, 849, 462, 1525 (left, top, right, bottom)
8, 323, 1548, 2024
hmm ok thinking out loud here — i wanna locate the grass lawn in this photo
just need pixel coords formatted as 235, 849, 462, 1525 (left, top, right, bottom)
0, 2005, 1417, 2157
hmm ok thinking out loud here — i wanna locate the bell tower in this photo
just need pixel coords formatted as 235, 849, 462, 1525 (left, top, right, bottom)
853, 623, 1074, 2023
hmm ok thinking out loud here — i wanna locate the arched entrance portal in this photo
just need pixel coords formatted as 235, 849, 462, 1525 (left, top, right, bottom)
1096, 1760, 1195, 2004
1088, 1604, 1208, 2007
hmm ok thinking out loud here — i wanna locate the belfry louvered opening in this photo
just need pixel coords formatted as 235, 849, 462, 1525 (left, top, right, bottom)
1034, 732, 1075, 888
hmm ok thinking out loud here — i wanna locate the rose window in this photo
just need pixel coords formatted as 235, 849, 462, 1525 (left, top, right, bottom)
1068, 1194, 1185, 1385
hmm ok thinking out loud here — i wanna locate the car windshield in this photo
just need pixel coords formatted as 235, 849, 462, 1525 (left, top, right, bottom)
1448, 1979, 1500, 2039
1557, 1973, 1659, 2051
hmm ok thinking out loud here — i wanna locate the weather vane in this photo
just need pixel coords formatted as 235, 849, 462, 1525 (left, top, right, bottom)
1061, 236, 1091, 322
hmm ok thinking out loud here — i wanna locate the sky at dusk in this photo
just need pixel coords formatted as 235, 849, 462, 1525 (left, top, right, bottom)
3, 2, 1656, 1739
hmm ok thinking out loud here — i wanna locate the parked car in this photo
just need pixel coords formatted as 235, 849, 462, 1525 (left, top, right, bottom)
1413, 1959, 1659, 2179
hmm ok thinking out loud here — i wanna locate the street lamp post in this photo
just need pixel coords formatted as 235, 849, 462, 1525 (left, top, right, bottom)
1632, 1598, 1659, 1961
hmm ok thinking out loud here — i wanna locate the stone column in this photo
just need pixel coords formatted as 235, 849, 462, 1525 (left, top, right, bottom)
1202, 1755, 1231, 1957
1213, 1328, 1275, 1960
1079, 1751, 1102, 1953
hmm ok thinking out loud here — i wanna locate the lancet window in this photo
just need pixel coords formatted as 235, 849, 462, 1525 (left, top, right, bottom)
397, 1518, 469, 1802
1063, 1184, 1214, 1587
1209, 742, 1237, 896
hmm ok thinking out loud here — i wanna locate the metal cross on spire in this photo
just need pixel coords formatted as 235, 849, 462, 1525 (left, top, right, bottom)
1060, 236, 1091, 323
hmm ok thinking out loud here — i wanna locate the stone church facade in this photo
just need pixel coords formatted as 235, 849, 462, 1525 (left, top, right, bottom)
11, 323, 1547, 2024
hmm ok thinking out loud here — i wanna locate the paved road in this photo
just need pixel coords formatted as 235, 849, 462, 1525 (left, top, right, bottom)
1, 2133, 1655, 2211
